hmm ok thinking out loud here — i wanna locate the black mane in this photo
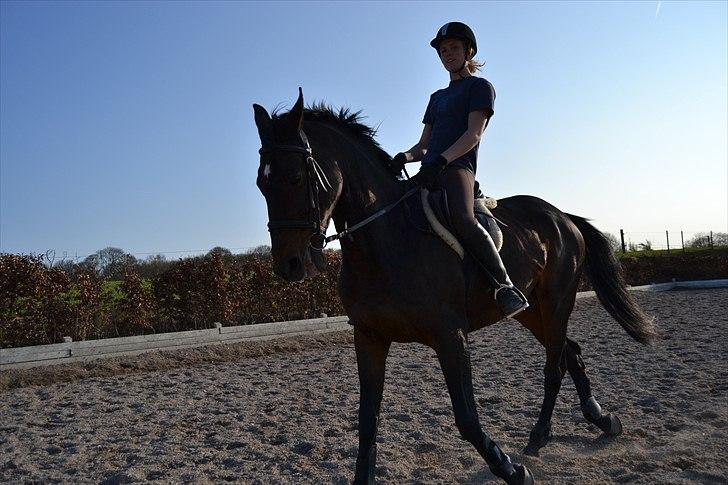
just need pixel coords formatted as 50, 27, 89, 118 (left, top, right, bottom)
272, 102, 392, 163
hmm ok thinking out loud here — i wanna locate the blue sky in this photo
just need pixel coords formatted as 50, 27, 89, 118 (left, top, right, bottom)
1, 1, 726, 259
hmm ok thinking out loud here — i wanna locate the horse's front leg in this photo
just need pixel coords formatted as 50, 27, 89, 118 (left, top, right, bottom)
436, 327, 534, 485
353, 325, 391, 485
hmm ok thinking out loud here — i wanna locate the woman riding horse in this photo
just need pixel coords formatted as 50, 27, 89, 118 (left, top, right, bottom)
253, 21, 656, 485
389, 21, 530, 319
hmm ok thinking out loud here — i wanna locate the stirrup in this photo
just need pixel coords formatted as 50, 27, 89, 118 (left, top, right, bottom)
494, 284, 530, 319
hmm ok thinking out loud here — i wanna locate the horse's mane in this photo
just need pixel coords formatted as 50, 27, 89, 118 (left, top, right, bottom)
272, 102, 392, 165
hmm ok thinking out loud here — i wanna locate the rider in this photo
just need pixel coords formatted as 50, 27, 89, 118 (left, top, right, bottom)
390, 21, 529, 318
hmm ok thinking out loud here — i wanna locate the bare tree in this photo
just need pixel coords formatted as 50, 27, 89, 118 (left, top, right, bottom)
686, 233, 711, 249
603, 232, 621, 252
81, 247, 138, 279
246, 245, 271, 256
208, 246, 233, 257
136, 254, 170, 279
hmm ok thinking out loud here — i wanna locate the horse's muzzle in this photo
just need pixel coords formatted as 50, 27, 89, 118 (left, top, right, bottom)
274, 255, 305, 282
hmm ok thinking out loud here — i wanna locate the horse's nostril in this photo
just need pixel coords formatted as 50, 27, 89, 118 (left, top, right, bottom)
287, 257, 302, 273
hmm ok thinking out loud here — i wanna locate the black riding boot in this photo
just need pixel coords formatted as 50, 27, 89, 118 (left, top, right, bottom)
459, 221, 530, 318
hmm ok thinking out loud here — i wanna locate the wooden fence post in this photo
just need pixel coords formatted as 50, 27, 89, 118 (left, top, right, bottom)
666, 230, 670, 253
710, 231, 713, 249
681, 230, 685, 252
620, 229, 626, 254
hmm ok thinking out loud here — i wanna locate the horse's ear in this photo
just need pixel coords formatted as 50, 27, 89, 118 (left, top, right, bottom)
253, 103, 273, 145
290, 87, 304, 132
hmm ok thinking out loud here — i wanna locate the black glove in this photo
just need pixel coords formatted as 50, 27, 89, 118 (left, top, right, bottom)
387, 152, 407, 176
411, 154, 447, 186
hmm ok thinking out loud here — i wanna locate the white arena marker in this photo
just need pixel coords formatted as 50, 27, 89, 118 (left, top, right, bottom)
263, 164, 271, 178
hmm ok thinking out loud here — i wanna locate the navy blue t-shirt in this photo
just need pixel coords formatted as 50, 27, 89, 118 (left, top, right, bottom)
422, 76, 495, 174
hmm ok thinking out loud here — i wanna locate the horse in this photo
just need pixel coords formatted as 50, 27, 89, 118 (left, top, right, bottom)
252, 89, 656, 484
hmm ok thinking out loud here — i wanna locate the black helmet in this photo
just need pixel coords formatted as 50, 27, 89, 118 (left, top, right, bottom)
430, 22, 477, 57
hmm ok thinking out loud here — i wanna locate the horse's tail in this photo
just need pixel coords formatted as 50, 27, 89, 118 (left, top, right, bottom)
566, 213, 658, 345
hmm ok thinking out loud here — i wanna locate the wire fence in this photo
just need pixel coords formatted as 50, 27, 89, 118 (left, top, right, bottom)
617, 230, 726, 253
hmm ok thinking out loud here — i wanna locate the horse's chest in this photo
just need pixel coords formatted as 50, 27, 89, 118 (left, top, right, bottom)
338, 269, 465, 344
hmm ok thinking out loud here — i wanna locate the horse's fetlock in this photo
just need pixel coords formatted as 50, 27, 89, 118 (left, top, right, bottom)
581, 396, 602, 421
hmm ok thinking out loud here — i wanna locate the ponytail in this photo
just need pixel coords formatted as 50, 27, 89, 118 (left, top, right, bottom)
466, 45, 485, 73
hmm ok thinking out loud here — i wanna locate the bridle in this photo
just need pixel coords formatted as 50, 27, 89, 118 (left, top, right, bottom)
259, 130, 420, 251
258, 131, 333, 251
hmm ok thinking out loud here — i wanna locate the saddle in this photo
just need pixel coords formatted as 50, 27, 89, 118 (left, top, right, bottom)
421, 187, 503, 259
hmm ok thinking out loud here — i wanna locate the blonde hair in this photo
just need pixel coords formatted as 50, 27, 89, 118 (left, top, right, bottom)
466, 46, 485, 73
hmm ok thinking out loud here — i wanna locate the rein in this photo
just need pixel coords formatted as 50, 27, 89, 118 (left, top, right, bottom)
323, 185, 420, 245
260, 132, 420, 250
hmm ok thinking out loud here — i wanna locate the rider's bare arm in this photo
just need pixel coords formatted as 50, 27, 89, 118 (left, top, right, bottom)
403, 124, 432, 162
441, 110, 490, 164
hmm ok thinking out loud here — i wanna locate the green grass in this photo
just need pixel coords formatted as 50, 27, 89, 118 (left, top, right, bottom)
616, 246, 728, 259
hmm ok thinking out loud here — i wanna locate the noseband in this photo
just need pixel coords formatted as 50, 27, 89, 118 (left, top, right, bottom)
258, 132, 333, 250
259, 132, 421, 251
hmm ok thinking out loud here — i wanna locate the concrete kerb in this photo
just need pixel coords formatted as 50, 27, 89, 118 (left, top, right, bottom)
1, 315, 350, 369
574, 278, 728, 299
2, 279, 726, 369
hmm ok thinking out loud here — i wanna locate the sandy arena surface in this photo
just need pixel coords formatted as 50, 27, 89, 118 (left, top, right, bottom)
1, 289, 727, 484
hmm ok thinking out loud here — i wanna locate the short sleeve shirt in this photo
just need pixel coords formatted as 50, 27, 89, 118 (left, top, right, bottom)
422, 76, 495, 174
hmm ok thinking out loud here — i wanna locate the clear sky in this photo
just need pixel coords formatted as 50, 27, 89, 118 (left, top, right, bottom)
1, 1, 726, 259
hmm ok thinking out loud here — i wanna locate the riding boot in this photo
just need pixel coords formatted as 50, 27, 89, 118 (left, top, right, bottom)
458, 221, 530, 318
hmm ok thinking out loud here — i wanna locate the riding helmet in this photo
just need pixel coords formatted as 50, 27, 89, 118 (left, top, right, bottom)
430, 22, 477, 57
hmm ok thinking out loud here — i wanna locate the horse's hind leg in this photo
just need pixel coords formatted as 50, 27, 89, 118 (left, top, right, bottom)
353, 326, 391, 485
517, 291, 572, 456
523, 337, 567, 456
436, 327, 533, 485
564, 338, 622, 435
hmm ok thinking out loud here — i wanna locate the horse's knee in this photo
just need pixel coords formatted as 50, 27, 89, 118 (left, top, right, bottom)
543, 364, 565, 387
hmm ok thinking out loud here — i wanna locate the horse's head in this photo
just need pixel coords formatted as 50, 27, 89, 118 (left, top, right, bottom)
253, 88, 341, 282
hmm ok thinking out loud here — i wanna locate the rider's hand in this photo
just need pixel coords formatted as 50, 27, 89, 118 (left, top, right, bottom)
387, 152, 407, 175
411, 154, 447, 186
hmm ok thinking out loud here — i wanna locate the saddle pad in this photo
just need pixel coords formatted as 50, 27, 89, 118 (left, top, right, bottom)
421, 188, 503, 259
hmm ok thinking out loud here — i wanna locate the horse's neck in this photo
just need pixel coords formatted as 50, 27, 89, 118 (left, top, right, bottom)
307, 121, 408, 266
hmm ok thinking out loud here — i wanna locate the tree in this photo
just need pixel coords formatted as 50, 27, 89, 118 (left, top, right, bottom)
713, 232, 728, 247
685, 233, 711, 249
81, 247, 138, 279
53, 259, 77, 276
637, 240, 653, 251
604, 232, 621, 252
246, 245, 271, 256
136, 254, 170, 279
208, 246, 233, 257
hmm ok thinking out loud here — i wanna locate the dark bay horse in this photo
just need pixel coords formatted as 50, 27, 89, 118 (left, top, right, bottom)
252, 89, 656, 485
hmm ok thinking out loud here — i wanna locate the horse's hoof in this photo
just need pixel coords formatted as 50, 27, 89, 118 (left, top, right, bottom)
600, 413, 622, 436
523, 422, 551, 456
508, 464, 534, 485
522, 443, 540, 457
